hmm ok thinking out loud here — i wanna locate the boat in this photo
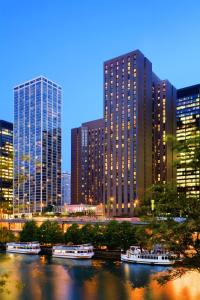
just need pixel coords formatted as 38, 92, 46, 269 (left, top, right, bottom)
52, 244, 94, 259
6, 242, 41, 254
121, 245, 177, 265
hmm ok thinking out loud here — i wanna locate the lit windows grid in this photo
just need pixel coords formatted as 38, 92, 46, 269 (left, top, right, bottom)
104, 52, 140, 215
0, 121, 13, 205
14, 77, 62, 213
177, 90, 200, 197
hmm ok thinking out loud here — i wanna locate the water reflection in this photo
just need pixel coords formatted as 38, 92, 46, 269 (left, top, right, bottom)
0, 253, 199, 300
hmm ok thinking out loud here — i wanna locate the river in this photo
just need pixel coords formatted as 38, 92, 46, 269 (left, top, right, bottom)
0, 253, 199, 300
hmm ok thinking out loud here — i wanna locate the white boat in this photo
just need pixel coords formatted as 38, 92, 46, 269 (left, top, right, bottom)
6, 242, 41, 254
121, 245, 176, 265
52, 244, 94, 259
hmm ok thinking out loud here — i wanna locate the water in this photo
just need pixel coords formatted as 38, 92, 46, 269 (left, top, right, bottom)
0, 253, 199, 300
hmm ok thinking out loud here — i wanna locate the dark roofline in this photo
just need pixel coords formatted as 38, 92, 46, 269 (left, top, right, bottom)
177, 84, 200, 98
0, 120, 13, 130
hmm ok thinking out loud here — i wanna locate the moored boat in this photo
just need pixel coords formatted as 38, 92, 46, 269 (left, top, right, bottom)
121, 245, 177, 265
52, 244, 94, 259
6, 242, 41, 254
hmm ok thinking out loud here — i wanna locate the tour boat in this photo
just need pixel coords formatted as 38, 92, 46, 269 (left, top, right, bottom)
6, 242, 41, 254
52, 244, 94, 259
121, 245, 176, 265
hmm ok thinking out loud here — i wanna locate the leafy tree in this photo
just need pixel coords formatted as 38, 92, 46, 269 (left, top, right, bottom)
64, 224, 82, 244
91, 224, 105, 248
0, 228, 16, 243
20, 220, 39, 242
38, 221, 64, 244
104, 221, 120, 250
118, 222, 137, 251
79, 224, 95, 244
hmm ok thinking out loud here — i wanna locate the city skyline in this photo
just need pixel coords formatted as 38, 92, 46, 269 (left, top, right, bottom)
1, 0, 200, 171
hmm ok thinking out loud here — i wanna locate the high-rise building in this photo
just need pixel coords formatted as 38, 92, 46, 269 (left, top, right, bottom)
13, 76, 62, 213
62, 171, 71, 205
177, 84, 200, 198
71, 127, 82, 204
152, 79, 176, 185
71, 119, 104, 205
103, 50, 176, 216
0, 120, 13, 212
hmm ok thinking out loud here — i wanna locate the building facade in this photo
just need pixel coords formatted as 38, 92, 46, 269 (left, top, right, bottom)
71, 127, 82, 204
0, 120, 13, 213
103, 50, 176, 216
71, 119, 104, 205
152, 79, 176, 185
13, 76, 62, 213
62, 171, 71, 205
177, 85, 200, 198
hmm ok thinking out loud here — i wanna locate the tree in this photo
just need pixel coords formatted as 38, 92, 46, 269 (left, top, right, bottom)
20, 220, 39, 242
118, 222, 137, 251
0, 228, 16, 243
38, 221, 64, 244
64, 224, 82, 244
104, 221, 120, 250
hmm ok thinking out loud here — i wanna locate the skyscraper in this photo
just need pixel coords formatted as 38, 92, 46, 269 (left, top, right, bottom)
103, 50, 176, 216
62, 171, 71, 205
71, 119, 104, 205
177, 84, 200, 198
0, 120, 13, 213
71, 127, 82, 204
152, 79, 176, 185
13, 76, 62, 213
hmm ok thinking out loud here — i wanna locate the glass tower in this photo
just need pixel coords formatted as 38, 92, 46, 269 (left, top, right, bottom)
62, 171, 71, 205
177, 85, 200, 198
0, 120, 13, 213
14, 76, 62, 213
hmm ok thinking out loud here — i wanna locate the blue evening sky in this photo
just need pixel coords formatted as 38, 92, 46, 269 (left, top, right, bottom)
1, 0, 200, 172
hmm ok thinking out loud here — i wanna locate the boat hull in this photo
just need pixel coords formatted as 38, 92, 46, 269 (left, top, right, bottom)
6, 249, 41, 255
121, 255, 175, 265
52, 253, 94, 259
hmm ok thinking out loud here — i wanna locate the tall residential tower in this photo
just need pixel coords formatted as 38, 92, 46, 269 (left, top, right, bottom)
13, 76, 62, 213
103, 50, 176, 216
71, 119, 104, 205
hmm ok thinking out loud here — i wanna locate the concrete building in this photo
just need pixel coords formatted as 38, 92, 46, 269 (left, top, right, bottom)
177, 84, 200, 198
0, 120, 13, 213
13, 76, 62, 213
71, 119, 104, 205
103, 50, 176, 216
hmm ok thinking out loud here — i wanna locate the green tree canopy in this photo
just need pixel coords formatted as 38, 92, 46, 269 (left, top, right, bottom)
64, 224, 82, 244
38, 221, 64, 244
0, 228, 16, 243
20, 220, 39, 242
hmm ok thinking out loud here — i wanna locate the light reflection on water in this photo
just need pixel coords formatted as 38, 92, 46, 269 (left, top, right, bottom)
0, 253, 199, 300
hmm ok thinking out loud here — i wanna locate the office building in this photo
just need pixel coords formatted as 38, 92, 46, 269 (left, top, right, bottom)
71, 119, 104, 205
177, 85, 200, 198
152, 79, 176, 185
103, 50, 176, 216
13, 76, 62, 213
0, 120, 13, 212
62, 171, 71, 205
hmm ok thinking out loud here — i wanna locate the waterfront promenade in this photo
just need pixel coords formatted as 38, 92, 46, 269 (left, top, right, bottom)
0, 217, 147, 233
